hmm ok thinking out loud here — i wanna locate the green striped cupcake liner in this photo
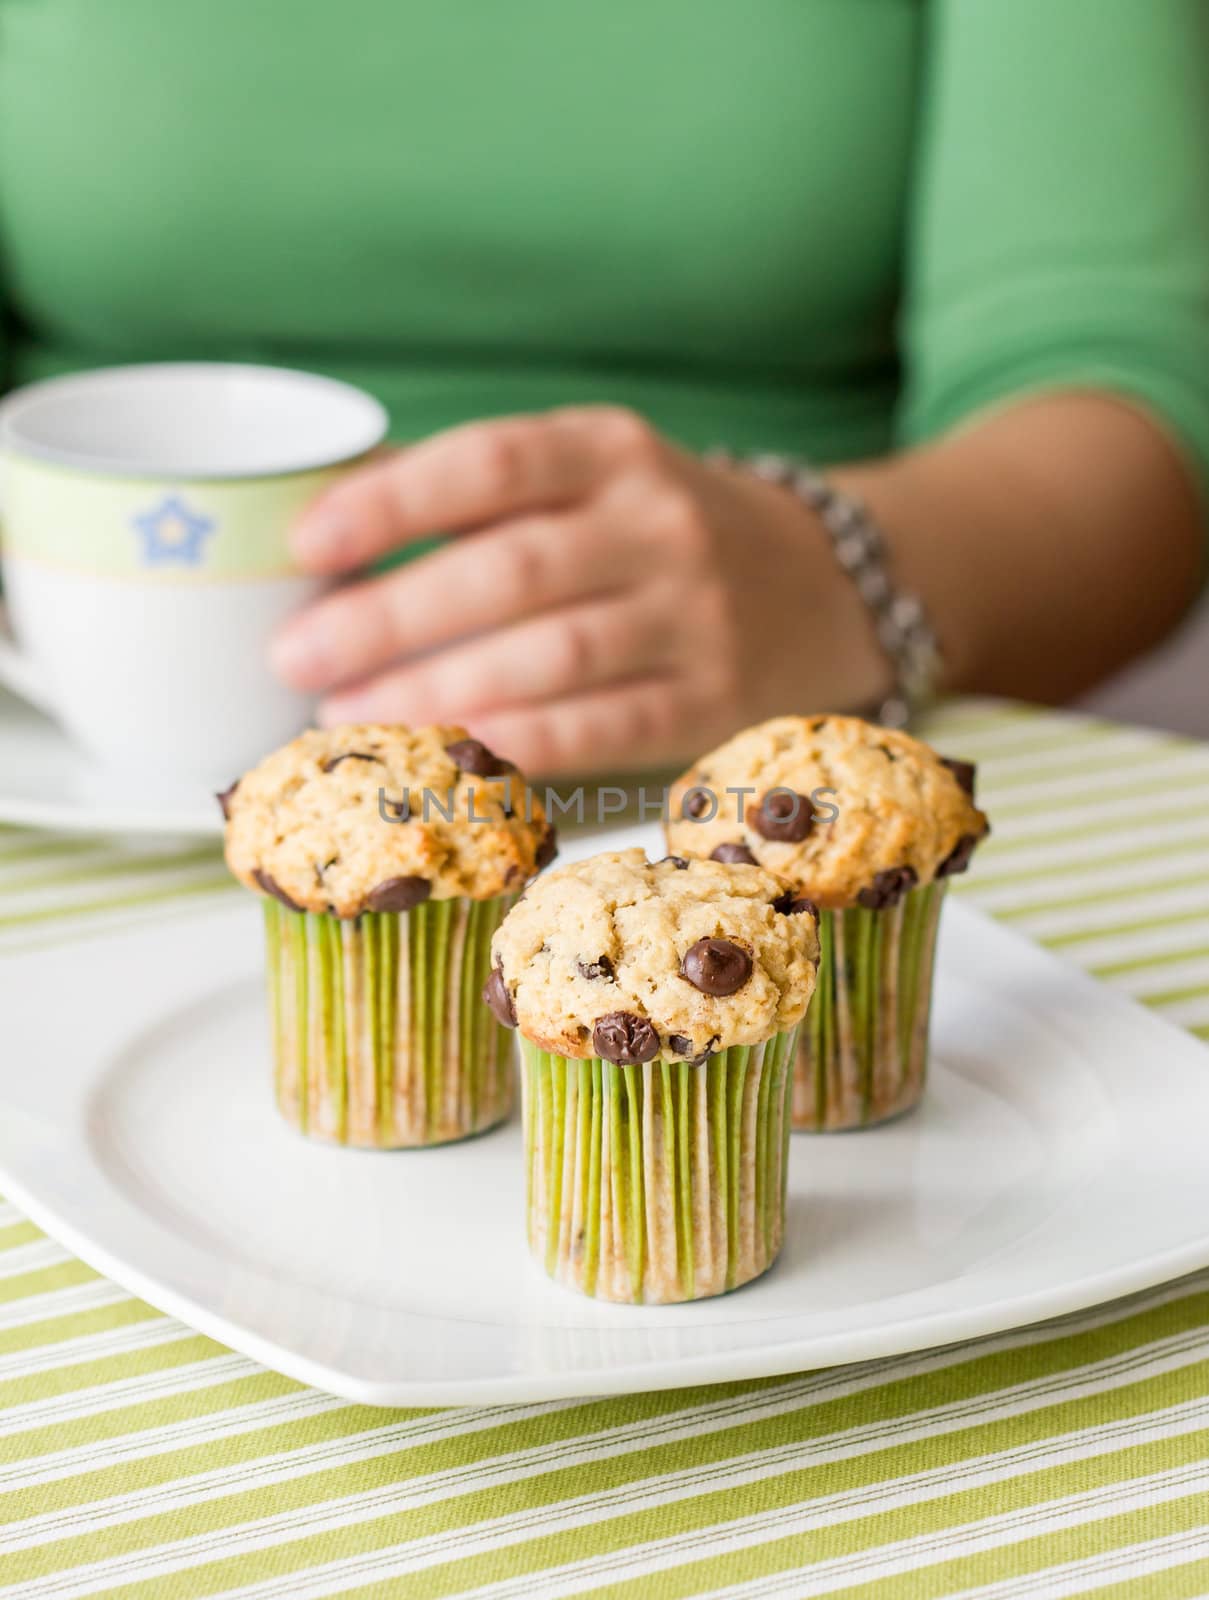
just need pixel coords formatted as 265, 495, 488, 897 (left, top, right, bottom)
796, 881, 946, 1131
520, 1026, 799, 1304
263, 894, 515, 1147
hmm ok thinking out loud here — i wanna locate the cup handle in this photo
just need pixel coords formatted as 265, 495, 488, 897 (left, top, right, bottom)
0, 602, 55, 715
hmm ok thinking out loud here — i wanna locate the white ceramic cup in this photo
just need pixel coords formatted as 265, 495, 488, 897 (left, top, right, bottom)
0, 363, 387, 789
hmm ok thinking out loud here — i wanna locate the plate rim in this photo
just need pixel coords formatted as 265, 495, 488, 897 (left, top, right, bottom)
5, 1150, 1209, 1407
3, 869, 1209, 1404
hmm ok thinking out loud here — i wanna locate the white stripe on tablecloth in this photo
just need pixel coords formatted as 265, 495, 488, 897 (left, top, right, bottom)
985, 783, 1209, 843
0, 835, 90, 858
0, 846, 153, 887
0, 1318, 200, 1380
6, 1326, 1206, 1596
6, 1271, 1209, 1543
0, 860, 226, 918
1046, 920, 1209, 971
0, 1391, 348, 1491
478, 1458, 1209, 1600
690, 1527, 1209, 1600
0, 1396, 585, 1496
182, 1406, 1209, 1600
985, 749, 1209, 810
923, 709, 1127, 758
0, 1239, 74, 1280
0, 842, 110, 876
1153, 994, 1209, 1029
1110, 955, 1209, 999
0, 1279, 134, 1333
8, 1271, 1202, 1497
0, 1355, 259, 1438
966, 850, 1209, 914
0, 885, 236, 957
1006, 881, 1209, 940
778, 1464, 1209, 1600
943, 1529, 1209, 1600
965, 817, 1209, 883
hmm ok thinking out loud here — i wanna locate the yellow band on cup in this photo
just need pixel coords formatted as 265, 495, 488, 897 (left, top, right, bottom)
1, 456, 343, 581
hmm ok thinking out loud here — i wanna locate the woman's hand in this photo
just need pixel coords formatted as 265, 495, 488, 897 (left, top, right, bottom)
270, 406, 889, 775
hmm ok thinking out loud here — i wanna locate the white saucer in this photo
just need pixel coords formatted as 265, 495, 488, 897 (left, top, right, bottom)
0, 688, 222, 836
2, 822, 1209, 1405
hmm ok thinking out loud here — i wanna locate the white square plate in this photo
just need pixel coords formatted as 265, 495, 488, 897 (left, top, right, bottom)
3, 823, 1209, 1405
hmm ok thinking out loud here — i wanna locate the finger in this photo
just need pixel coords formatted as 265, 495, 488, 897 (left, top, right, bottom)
291, 407, 651, 573
316, 592, 676, 725
271, 510, 633, 693
439, 677, 706, 778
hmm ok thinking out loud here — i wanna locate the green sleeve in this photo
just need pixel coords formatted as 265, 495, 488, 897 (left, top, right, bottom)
899, 0, 1209, 521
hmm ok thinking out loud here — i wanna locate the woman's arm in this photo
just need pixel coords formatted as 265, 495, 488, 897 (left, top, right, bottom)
861, 0, 1209, 700
828, 391, 1205, 705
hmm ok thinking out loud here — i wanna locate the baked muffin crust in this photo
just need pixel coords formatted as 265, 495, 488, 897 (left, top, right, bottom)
222, 724, 554, 916
490, 848, 819, 1061
665, 715, 988, 909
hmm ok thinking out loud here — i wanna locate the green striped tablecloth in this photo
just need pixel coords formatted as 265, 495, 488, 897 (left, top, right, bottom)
2, 698, 1209, 1599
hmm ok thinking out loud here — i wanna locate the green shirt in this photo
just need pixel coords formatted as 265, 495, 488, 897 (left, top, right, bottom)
3, 0, 1208, 491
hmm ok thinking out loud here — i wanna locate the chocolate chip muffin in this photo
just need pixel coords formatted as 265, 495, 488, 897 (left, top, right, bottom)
222, 724, 555, 1148
665, 716, 989, 1133
488, 849, 819, 1304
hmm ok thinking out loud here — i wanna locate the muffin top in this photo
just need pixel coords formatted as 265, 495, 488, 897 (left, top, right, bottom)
664, 715, 989, 910
487, 848, 819, 1063
222, 724, 555, 917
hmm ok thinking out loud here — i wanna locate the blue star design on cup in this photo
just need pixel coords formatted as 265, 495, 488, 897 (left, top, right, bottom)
132, 495, 216, 566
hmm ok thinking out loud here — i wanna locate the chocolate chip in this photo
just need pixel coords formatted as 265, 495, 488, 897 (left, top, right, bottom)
940, 757, 977, 799
857, 866, 919, 911
577, 956, 615, 981
322, 750, 379, 772
936, 832, 981, 878
252, 868, 305, 912
681, 937, 753, 997
711, 842, 757, 866
592, 1012, 659, 1064
773, 891, 819, 919
682, 788, 710, 819
535, 825, 558, 871
749, 789, 813, 844
658, 855, 689, 870
668, 1032, 720, 1066
446, 738, 512, 777
215, 781, 238, 821
364, 875, 431, 913
482, 965, 517, 1028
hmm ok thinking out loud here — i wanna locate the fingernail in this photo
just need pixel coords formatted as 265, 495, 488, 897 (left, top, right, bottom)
270, 624, 326, 688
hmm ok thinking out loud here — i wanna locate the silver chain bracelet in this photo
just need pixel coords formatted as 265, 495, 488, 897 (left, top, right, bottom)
706, 449, 943, 729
